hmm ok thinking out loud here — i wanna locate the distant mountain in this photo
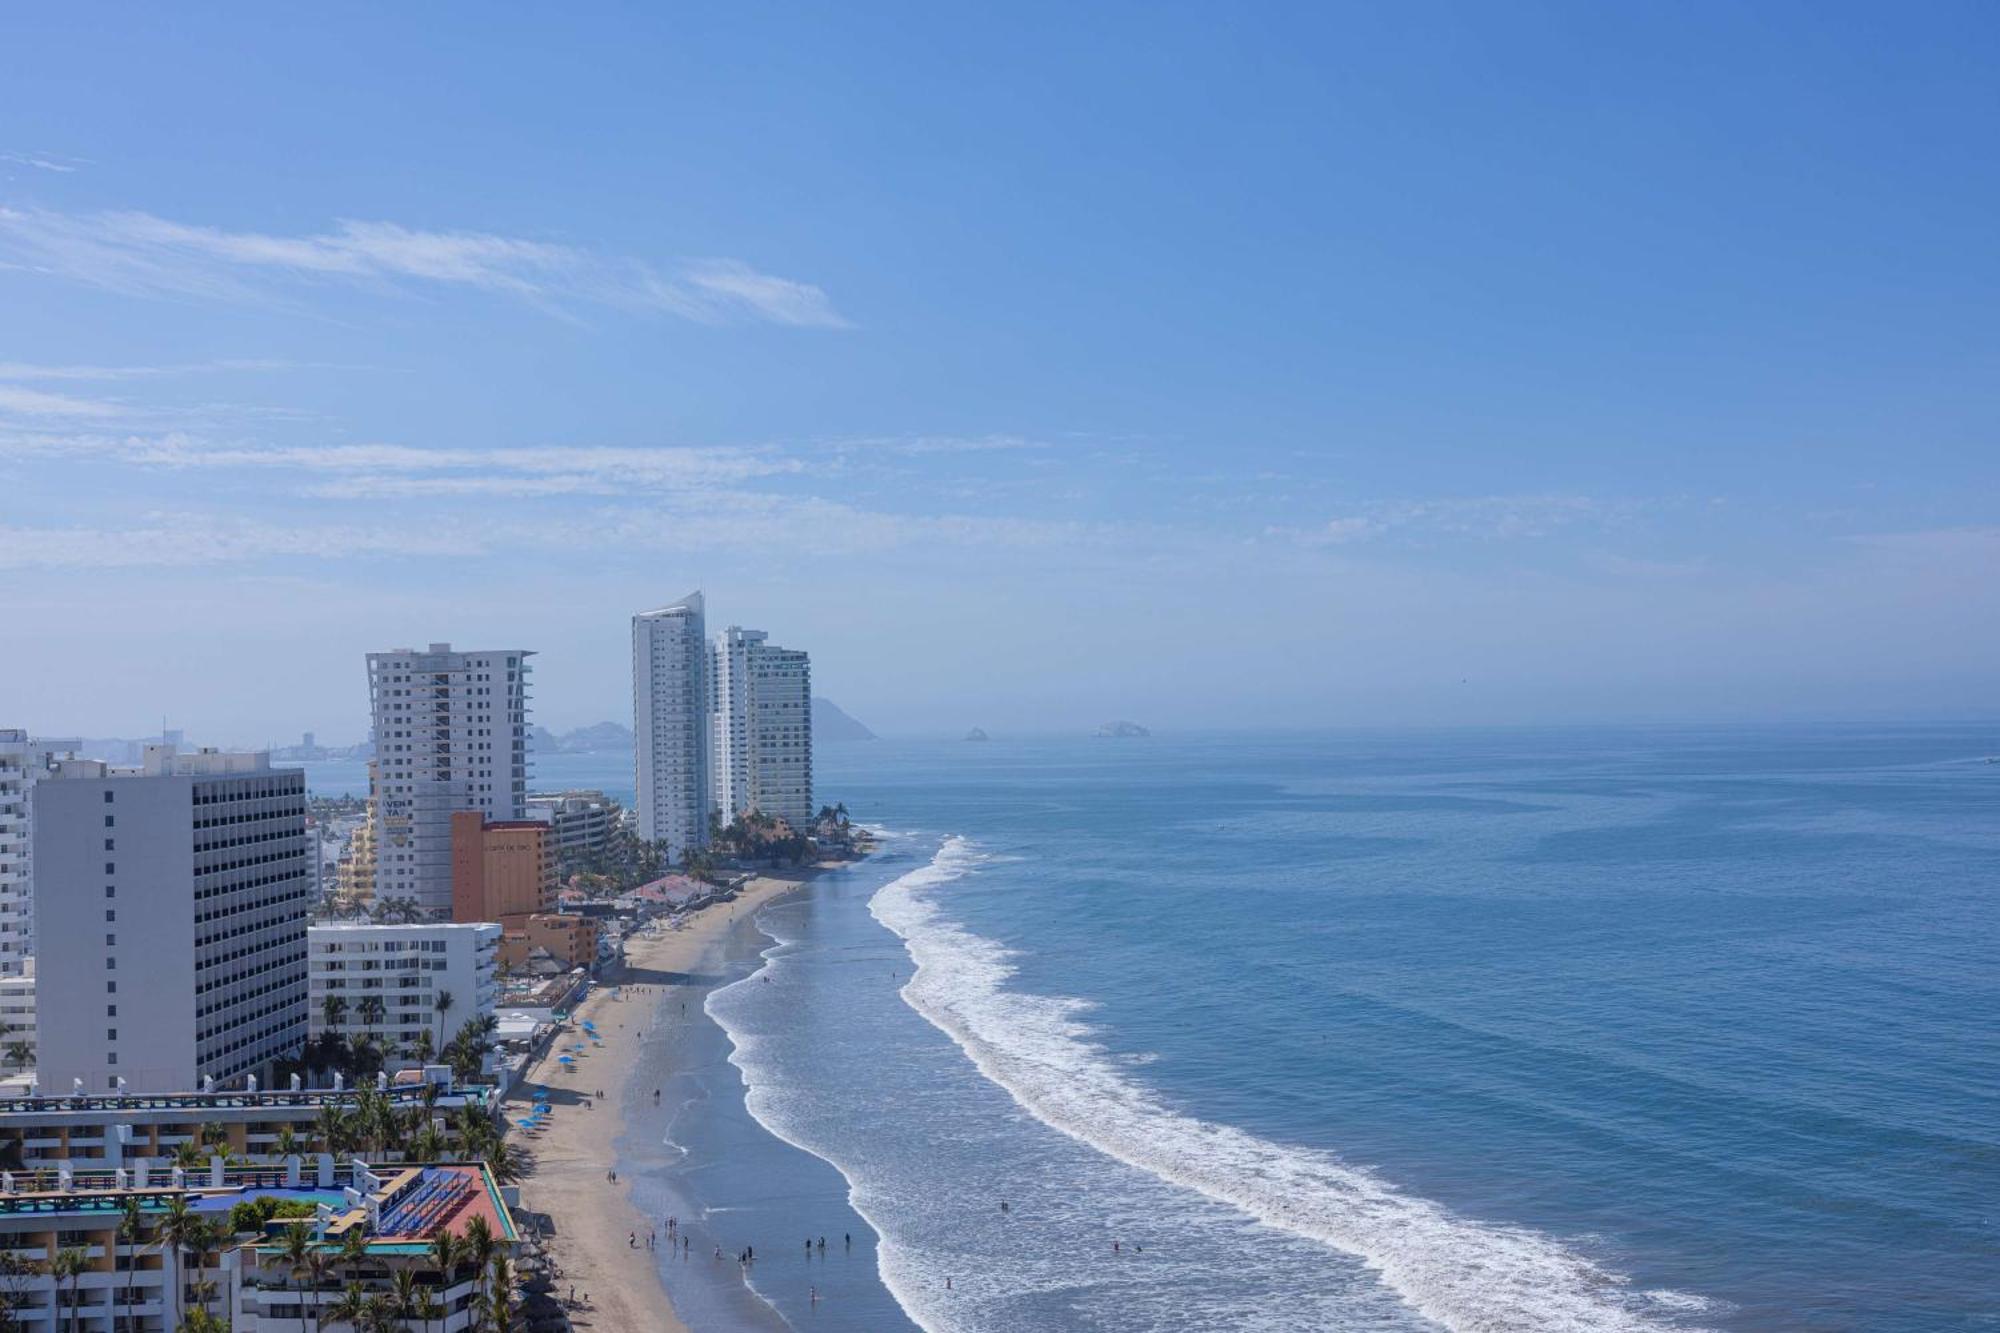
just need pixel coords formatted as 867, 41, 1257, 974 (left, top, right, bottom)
814, 698, 877, 743
1095, 720, 1151, 738
531, 721, 635, 754
964, 727, 990, 742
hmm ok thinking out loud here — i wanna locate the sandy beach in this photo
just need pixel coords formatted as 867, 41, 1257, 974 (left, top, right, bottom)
510, 868, 832, 1333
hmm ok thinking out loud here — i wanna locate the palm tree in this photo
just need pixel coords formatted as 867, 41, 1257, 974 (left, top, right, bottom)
427, 1231, 460, 1287
483, 1256, 513, 1333
279, 1221, 318, 1333
431, 991, 454, 1053
274, 1126, 302, 1160
322, 995, 350, 1033
460, 1216, 494, 1333
158, 1195, 199, 1331
356, 995, 386, 1040
46, 1246, 86, 1333
482, 1140, 521, 1185
336, 1226, 371, 1281
390, 1271, 420, 1333
197, 1122, 229, 1153
2, 1042, 28, 1075
173, 1139, 205, 1173
117, 1196, 146, 1331
407, 1030, 435, 1068
409, 1123, 447, 1164
327, 1281, 369, 1332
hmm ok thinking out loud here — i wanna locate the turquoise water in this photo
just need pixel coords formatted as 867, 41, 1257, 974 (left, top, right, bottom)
315, 726, 2000, 1329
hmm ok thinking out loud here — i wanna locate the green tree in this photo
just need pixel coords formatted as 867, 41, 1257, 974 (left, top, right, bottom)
279, 1221, 319, 1333
117, 1195, 147, 1332
46, 1246, 86, 1333
158, 1195, 200, 1331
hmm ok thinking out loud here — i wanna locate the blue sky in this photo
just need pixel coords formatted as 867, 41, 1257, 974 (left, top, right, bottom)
2, 3, 1995, 741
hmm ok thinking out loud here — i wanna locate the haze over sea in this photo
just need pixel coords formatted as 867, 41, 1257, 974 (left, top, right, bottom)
311, 724, 1998, 1330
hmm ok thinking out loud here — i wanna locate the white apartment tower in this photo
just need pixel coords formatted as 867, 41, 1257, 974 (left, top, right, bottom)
0, 732, 28, 977
632, 593, 710, 863
711, 627, 814, 828
32, 746, 310, 1093
0, 732, 75, 975
307, 920, 500, 1063
367, 644, 532, 917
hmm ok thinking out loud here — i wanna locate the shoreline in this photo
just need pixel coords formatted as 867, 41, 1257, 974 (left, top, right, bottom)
509, 862, 853, 1333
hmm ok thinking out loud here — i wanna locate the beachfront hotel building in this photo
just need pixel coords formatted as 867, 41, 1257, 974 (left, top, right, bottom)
0, 732, 29, 978
366, 645, 533, 918
32, 746, 310, 1094
523, 789, 617, 860
710, 627, 814, 828
0, 1159, 517, 1333
632, 592, 711, 863
448, 814, 554, 923
0, 1082, 498, 1174
306, 921, 499, 1063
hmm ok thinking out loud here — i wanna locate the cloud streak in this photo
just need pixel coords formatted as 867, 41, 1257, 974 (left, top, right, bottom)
0, 205, 852, 327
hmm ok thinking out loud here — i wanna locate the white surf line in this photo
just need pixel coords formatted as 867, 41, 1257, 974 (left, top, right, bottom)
871, 836, 1716, 1333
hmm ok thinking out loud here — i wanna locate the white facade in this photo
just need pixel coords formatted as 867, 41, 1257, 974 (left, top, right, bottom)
307, 921, 499, 1061
32, 747, 310, 1094
711, 627, 814, 827
0, 731, 27, 977
0, 959, 33, 1073
367, 644, 532, 917
524, 789, 617, 859
632, 593, 710, 862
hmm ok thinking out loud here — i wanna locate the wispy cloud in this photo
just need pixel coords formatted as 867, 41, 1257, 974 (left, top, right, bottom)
0, 205, 851, 327
0, 151, 87, 174
0, 386, 130, 418
0, 358, 320, 382
0, 426, 804, 493
1278, 494, 1614, 546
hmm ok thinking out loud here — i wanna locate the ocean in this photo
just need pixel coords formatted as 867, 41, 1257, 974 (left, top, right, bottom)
311, 725, 2000, 1330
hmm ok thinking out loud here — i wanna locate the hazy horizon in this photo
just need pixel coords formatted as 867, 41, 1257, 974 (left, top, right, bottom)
4, 6, 1996, 743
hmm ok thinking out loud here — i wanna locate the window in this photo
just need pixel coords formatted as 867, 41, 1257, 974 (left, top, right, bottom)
103, 815, 114, 828
106, 981, 116, 993
105, 910, 115, 923
106, 934, 115, 947
107, 1029, 117, 1041
104, 886, 115, 898
103, 791, 113, 804
104, 862, 115, 875
104, 838, 115, 852
107, 1005, 116, 1017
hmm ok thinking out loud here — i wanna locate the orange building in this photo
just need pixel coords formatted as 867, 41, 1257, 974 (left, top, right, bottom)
498, 912, 599, 971
450, 812, 556, 922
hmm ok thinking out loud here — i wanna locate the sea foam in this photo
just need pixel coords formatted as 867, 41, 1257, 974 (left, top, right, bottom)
871, 836, 1712, 1333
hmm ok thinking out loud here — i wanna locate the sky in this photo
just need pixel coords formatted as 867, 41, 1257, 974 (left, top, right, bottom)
2, 3, 1996, 742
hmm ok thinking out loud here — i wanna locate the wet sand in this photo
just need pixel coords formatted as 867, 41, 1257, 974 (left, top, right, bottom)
510, 869, 832, 1333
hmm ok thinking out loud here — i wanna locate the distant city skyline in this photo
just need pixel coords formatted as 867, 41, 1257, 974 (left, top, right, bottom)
3, 5, 1996, 740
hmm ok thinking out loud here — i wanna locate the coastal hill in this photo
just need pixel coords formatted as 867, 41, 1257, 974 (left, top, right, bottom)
531, 702, 876, 752
1096, 720, 1151, 738
530, 721, 635, 754
965, 727, 990, 741
814, 697, 877, 743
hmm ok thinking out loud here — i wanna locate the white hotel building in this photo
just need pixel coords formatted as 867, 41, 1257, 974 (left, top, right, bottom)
307, 921, 499, 1060
32, 746, 310, 1094
711, 627, 814, 828
367, 644, 532, 917
633, 593, 711, 863
0, 731, 30, 978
